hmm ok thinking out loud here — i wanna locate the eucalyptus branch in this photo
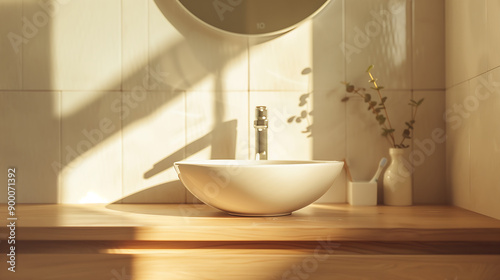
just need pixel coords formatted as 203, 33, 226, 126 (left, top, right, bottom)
342, 65, 424, 149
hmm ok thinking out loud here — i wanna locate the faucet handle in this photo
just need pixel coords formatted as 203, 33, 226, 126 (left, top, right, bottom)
254, 106, 268, 127
255, 106, 267, 118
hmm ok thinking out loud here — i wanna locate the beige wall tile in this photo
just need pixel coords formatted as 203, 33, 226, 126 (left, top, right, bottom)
445, 0, 500, 219
122, 0, 149, 90
186, 91, 248, 160
311, 87, 346, 203
0, 92, 60, 203
312, 0, 344, 92
311, 0, 346, 203
23, 0, 122, 90
249, 22, 313, 92
248, 0, 342, 93
445, 0, 487, 88
122, 91, 186, 203
149, 1, 248, 92
487, 0, 500, 70
445, 81, 472, 209
413, 0, 445, 90
469, 69, 500, 220
345, 0, 412, 90
60, 91, 122, 203
21, 0, 52, 90
0, 0, 22, 90
412, 91, 446, 204
316, 171, 347, 204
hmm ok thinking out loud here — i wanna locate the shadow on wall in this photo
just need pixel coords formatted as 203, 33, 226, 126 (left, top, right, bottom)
143, 119, 238, 180
1, 1, 57, 203
57, 0, 246, 203
76, 0, 246, 202
0, 0, 249, 203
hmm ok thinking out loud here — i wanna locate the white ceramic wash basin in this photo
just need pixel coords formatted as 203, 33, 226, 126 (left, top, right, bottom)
173, 160, 344, 216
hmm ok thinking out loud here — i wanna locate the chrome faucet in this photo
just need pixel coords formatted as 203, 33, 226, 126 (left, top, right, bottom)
254, 106, 268, 160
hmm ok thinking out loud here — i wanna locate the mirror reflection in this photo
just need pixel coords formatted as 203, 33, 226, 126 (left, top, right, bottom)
177, 0, 331, 36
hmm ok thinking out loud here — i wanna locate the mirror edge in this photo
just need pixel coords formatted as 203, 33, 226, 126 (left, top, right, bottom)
175, 0, 332, 37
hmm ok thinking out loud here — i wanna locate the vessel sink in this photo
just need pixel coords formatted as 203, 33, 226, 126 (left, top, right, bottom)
173, 160, 343, 216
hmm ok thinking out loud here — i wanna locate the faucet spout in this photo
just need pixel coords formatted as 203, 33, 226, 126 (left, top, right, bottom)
254, 106, 268, 160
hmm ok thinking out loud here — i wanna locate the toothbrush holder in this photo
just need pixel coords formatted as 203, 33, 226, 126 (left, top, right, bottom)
348, 181, 378, 206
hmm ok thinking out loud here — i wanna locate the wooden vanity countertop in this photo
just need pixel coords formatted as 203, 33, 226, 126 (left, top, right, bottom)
2, 204, 500, 242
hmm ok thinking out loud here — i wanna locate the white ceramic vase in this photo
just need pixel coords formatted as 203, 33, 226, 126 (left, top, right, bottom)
383, 148, 412, 206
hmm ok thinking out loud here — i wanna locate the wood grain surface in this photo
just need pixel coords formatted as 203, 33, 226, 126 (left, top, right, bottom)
1, 203, 500, 241
1, 204, 500, 279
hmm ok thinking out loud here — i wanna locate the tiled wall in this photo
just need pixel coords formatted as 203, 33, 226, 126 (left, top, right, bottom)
446, 0, 500, 219
0, 0, 445, 204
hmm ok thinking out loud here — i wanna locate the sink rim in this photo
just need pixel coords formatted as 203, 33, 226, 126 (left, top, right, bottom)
174, 159, 343, 167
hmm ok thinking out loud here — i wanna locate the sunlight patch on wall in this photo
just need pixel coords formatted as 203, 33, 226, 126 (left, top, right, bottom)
121, 93, 187, 203
78, 191, 107, 204
249, 19, 313, 92
49, 0, 122, 93
390, 0, 408, 68
60, 132, 122, 203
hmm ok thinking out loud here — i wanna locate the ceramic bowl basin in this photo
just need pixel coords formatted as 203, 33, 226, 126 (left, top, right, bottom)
173, 160, 343, 216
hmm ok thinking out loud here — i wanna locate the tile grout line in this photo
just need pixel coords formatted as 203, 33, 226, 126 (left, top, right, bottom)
184, 90, 188, 203
120, 91, 124, 204
247, 37, 251, 160
447, 66, 500, 90
343, 0, 348, 189
20, 0, 24, 90
58, 90, 62, 203
120, 0, 124, 203
411, 0, 415, 200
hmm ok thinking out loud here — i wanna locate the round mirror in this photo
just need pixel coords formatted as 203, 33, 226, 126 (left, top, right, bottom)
177, 0, 331, 36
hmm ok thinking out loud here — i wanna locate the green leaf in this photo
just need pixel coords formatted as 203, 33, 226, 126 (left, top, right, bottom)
366, 65, 374, 72
371, 86, 384, 91
364, 94, 371, 102
287, 116, 296, 123
403, 129, 411, 138
346, 84, 355, 93
376, 115, 386, 125
381, 96, 388, 104
417, 98, 424, 105
341, 97, 350, 102
382, 128, 395, 137
368, 79, 378, 83
369, 101, 377, 108
405, 122, 414, 129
